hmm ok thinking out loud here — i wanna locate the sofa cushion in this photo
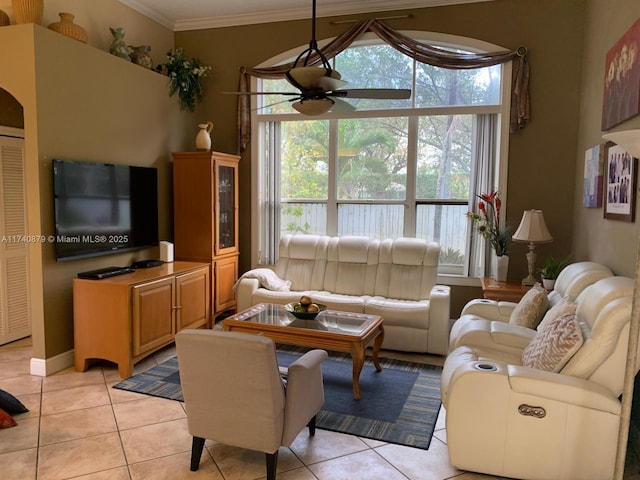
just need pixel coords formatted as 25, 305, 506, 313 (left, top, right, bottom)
323, 236, 379, 296
251, 288, 310, 306
274, 235, 330, 291
521, 312, 583, 372
0, 407, 17, 428
0, 389, 28, 414
307, 292, 367, 313
375, 238, 439, 301
365, 297, 430, 329
537, 297, 577, 331
509, 284, 549, 328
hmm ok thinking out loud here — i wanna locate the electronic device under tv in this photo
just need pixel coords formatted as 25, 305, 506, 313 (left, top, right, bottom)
53, 159, 159, 262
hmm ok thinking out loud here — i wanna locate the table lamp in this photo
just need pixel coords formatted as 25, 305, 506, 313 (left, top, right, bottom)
512, 209, 553, 285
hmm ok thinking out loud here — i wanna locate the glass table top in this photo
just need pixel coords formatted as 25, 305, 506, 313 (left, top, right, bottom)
226, 303, 380, 336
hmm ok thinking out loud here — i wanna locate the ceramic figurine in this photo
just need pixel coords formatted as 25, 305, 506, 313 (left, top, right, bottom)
130, 45, 153, 69
109, 27, 132, 61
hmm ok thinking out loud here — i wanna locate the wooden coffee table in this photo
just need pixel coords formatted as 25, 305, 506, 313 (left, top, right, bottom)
222, 303, 385, 400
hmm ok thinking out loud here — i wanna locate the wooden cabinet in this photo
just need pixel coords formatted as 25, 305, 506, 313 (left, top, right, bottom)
73, 262, 210, 378
172, 151, 239, 318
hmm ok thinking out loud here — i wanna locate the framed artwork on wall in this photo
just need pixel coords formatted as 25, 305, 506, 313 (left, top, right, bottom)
583, 144, 604, 208
601, 18, 640, 130
604, 142, 637, 222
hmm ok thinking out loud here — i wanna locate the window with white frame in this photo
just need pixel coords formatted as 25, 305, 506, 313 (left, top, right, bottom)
251, 32, 511, 278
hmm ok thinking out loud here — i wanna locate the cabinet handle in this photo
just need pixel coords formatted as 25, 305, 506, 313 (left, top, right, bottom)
172, 305, 182, 310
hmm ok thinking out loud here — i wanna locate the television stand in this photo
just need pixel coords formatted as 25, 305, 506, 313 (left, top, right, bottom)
74, 261, 210, 378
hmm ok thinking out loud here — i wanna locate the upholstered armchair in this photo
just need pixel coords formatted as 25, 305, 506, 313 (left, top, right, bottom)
441, 276, 635, 479
175, 329, 328, 479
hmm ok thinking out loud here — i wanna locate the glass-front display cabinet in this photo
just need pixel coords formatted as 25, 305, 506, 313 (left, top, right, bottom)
172, 151, 239, 317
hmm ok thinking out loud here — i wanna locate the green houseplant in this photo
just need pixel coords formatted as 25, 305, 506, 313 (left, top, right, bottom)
539, 254, 571, 289
158, 48, 211, 112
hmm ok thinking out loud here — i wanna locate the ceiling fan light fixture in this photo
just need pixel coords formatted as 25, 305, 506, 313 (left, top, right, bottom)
292, 98, 335, 115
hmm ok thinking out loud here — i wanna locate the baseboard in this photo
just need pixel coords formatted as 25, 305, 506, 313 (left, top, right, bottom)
30, 349, 74, 376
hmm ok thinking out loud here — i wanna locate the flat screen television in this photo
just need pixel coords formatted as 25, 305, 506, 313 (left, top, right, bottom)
52, 159, 159, 261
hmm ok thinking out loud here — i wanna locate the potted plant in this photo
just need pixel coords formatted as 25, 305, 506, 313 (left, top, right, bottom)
158, 48, 211, 112
467, 190, 510, 281
539, 254, 571, 290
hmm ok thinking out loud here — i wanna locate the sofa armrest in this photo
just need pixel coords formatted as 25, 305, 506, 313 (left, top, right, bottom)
507, 365, 621, 414
235, 277, 260, 312
427, 285, 451, 355
460, 298, 517, 322
442, 347, 620, 414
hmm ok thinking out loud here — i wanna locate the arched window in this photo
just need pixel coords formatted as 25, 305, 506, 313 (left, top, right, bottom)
250, 31, 512, 281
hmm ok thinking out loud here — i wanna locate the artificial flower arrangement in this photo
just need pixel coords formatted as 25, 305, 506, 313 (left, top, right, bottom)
158, 48, 211, 112
467, 190, 510, 257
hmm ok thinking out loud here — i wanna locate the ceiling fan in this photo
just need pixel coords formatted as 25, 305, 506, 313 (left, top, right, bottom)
233, 0, 411, 116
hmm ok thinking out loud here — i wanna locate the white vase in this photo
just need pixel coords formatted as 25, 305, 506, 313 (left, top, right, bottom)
195, 121, 213, 151
492, 255, 509, 282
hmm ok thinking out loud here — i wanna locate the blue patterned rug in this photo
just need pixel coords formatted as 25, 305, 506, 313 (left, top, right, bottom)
113, 348, 442, 450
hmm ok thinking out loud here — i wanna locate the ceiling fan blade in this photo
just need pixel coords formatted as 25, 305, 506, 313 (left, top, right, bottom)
329, 89, 412, 100
316, 75, 347, 92
330, 98, 357, 114
253, 98, 300, 112
286, 66, 346, 91
222, 91, 300, 96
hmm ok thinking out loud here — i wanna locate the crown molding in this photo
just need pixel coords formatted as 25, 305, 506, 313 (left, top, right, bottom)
119, 0, 490, 32
119, 0, 176, 29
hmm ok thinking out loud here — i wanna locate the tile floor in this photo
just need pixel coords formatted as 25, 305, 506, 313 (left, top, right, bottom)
0, 337, 504, 480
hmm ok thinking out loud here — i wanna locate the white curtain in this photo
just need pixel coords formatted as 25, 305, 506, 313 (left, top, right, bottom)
469, 114, 498, 278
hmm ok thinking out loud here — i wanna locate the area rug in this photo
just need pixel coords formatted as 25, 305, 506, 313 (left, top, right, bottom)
113, 348, 442, 450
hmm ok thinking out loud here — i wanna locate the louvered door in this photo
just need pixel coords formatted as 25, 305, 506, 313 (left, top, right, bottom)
0, 136, 30, 346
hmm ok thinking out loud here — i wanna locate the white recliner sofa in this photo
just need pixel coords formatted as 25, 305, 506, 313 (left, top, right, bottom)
441, 273, 635, 480
449, 261, 614, 354
235, 234, 451, 355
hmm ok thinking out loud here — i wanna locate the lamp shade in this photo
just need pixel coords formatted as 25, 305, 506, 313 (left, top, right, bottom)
512, 209, 553, 243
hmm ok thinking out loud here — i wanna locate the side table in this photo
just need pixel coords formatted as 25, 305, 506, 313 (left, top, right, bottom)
480, 277, 532, 302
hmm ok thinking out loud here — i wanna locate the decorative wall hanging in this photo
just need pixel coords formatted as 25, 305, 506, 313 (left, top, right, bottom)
602, 18, 640, 130
583, 144, 604, 208
603, 141, 637, 222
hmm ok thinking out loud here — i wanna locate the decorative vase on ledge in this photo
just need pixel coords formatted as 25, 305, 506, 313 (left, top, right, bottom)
11, 0, 44, 25
492, 255, 509, 282
0, 9, 10, 26
47, 12, 88, 43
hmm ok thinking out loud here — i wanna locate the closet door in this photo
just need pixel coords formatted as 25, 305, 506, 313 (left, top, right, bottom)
0, 136, 30, 346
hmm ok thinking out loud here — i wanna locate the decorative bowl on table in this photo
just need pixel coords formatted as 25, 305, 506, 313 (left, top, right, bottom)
284, 302, 327, 320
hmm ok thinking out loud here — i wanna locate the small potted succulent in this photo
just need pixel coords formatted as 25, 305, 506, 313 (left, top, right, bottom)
539, 254, 571, 290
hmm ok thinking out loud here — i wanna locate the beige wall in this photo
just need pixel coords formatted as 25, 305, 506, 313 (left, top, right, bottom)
176, 0, 587, 311
574, 0, 640, 277
0, 0, 173, 66
0, 15, 190, 361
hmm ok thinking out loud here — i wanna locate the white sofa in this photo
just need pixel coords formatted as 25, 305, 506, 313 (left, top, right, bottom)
448, 261, 614, 354
235, 234, 451, 354
441, 269, 635, 479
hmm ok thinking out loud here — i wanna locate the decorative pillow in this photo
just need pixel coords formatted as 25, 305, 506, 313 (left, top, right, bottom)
0, 407, 17, 428
521, 312, 584, 372
537, 297, 577, 331
0, 388, 29, 414
509, 283, 550, 329
233, 268, 291, 292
